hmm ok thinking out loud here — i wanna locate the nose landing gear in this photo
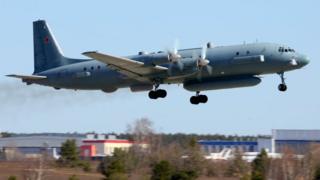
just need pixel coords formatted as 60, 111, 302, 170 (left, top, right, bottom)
278, 72, 287, 92
190, 91, 208, 105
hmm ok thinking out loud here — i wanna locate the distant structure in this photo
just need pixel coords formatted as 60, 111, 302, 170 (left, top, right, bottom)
0, 134, 147, 160
0, 136, 82, 160
0, 129, 318, 161
198, 129, 320, 161
80, 133, 148, 159
272, 129, 320, 153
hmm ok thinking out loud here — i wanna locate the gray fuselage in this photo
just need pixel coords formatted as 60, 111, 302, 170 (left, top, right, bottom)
33, 42, 309, 92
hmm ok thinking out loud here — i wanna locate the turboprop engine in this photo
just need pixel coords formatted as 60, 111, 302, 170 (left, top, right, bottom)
141, 53, 171, 66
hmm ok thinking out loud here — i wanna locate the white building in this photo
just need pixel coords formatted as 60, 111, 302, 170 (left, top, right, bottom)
80, 134, 148, 158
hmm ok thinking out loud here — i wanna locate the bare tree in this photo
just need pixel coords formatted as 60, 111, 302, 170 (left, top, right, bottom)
225, 149, 250, 179
268, 147, 305, 180
126, 118, 154, 143
302, 144, 320, 180
22, 144, 53, 180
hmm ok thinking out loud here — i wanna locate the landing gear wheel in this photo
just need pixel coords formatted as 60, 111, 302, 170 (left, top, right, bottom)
148, 91, 157, 99
190, 92, 208, 105
198, 95, 208, 103
190, 96, 199, 105
157, 89, 167, 98
278, 84, 287, 92
148, 89, 167, 99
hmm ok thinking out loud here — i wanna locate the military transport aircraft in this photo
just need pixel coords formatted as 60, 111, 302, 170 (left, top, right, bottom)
7, 20, 309, 105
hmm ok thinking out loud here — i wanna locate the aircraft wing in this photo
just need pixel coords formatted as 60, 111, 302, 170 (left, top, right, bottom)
6, 74, 47, 80
82, 51, 167, 81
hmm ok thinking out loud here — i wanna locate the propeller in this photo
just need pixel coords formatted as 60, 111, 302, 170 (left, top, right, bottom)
196, 45, 213, 79
167, 40, 183, 75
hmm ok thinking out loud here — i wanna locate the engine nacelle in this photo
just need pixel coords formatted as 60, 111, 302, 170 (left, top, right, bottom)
167, 58, 199, 76
183, 76, 261, 91
142, 53, 170, 66
101, 87, 118, 93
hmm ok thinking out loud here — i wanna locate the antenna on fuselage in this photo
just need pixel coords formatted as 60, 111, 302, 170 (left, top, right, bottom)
206, 42, 214, 48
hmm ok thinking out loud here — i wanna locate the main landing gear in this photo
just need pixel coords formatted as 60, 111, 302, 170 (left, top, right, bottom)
190, 91, 208, 105
148, 84, 167, 99
278, 72, 287, 92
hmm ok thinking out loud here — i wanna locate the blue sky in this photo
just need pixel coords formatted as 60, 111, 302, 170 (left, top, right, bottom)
0, 0, 319, 135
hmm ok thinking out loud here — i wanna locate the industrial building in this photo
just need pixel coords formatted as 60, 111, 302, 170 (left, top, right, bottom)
80, 134, 148, 158
0, 135, 82, 160
0, 134, 147, 160
198, 129, 320, 155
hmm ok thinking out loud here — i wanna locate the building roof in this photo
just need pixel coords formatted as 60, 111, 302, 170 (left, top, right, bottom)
0, 136, 82, 148
272, 129, 320, 141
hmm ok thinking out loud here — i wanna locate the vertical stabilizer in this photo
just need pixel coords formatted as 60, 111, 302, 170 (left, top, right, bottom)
33, 20, 65, 73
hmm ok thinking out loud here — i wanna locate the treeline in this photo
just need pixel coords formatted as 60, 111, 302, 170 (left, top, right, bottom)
1, 132, 268, 141
118, 133, 270, 146
0, 131, 269, 147
0, 132, 83, 138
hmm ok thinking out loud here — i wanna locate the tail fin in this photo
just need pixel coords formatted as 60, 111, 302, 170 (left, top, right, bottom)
33, 20, 65, 73
33, 20, 81, 73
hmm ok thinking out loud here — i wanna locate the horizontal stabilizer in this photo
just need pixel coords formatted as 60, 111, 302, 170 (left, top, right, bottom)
6, 74, 47, 80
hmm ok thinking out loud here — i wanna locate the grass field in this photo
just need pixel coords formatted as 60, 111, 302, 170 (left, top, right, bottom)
0, 161, 103, 180
0, 160, 238, 180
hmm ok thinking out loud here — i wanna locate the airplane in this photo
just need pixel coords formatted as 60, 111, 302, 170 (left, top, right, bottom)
7, 20, 309, 105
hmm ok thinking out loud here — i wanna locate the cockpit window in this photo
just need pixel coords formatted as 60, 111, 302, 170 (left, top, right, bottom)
278, 46, 295, 53
288, 48, 295, 52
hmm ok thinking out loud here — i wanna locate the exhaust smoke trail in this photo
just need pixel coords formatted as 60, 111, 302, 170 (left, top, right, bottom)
0, 81, 124, 106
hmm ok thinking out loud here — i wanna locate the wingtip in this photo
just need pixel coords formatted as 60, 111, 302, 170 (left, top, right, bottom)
6, 74, 15, 77
82, 51, 98, 55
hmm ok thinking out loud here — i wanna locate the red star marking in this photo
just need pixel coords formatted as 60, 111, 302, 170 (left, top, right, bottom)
44, 36, 49, 44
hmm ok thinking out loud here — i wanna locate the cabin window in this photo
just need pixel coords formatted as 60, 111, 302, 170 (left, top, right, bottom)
288, 48, 295, 52
279, 47, 284, 52
236, 52, 239, 56
83, 67, 87, 71
279, 46, 295, 53
91, 66, 94, 70
97, 65, 101, 69
246, 51, 250, 55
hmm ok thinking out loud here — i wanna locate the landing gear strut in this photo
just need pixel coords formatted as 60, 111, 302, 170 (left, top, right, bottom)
278, 72, 287, 92
190, 91, 208, 105
148, 83, 167, 99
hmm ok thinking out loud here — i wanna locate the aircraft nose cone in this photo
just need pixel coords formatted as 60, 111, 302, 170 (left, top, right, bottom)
298, 54, 310, 67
